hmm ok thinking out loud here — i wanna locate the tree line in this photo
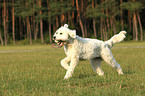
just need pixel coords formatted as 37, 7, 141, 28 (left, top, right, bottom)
0, 0, 145, 45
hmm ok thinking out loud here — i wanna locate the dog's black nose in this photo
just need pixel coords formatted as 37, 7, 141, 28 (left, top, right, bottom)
53, 36, 56, 40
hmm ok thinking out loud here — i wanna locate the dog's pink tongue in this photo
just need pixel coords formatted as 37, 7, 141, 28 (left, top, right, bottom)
59, 42, 64, 47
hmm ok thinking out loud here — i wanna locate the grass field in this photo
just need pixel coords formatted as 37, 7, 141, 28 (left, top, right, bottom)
0, 42, 145, 96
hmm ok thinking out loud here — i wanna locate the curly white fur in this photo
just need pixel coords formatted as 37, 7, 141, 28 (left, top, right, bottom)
53, 24, 127, 79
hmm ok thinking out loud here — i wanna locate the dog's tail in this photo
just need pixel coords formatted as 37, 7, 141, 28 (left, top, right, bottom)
105, 31, 127, 48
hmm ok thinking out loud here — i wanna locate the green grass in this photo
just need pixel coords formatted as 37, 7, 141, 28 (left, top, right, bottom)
0, 42, 145, 96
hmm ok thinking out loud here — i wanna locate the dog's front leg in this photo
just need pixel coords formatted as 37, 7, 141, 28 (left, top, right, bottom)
64, 56, 79, 79
61, 57, 71, 70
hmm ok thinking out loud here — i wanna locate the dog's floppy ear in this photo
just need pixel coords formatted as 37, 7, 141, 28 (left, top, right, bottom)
64, 24, 68, 28
69, 30, 76, 38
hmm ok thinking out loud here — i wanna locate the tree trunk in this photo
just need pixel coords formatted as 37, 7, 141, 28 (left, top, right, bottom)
120, 0, 124, 30
132, 0, 138, 41
112, 16, 116, 35
79, 19, 85, 37
0, 31, 4, 45
56, 16, 59, 28
84, 22, 88, 37
67, 12, 70, 24
19, 18, 22, 39
49, 23, 52, 43
0, 9, 1, 25
133, 20, 135, 40
6, 5, 9, 43
100, 18, 103, 40
60, 0, 65, 25
60, 6, 64, 24
104, 21, 107, 40
106, 10, 110, 32
81, 0, 84, 13
137, 11, 143, 41
12, 0, 15, 44
105, 0, 110, 33
32, 14, 35, 40
76, 0, 85, 37
35, 22, 39, 40
26, 17, 32, 45
47, 0, 52, 43
34, 0, 39, 40
39, 0, 44, 43
110, 14, 113, 33
128, 11, 132, 32
133, 12, 138, 41
93, 19, 97, 38
40, 19, 44, 43
23, 18, 26, 39
71, 0, 75, 25
31, 16, 33, 37
3, 0, 7, 45
103, 25, 105, 41
0, 10, 3, 45
32, 0, 35, 39
92, 0, 97, 38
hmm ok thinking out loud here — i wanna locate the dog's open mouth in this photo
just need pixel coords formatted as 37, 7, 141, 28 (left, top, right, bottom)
56, 40, 67, 47
57, 40, 64, 47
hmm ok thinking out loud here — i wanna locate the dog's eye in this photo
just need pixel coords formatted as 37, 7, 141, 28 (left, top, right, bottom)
60, 33, 63, 35
56, 32, 58, 34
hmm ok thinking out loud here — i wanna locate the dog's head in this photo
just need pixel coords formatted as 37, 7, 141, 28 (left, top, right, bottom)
53, 24, 76, 47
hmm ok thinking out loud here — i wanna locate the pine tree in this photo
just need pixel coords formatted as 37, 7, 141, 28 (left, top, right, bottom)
76, 0, 85, 37
92, 0, 97, 38
12, 0, 15, 44
3, 0, 7, 45
38, 0, 44, 43
0, 29, 4, 45
47, 0, 52, 43
15, 0, 39, 44
121, 0, 144, 41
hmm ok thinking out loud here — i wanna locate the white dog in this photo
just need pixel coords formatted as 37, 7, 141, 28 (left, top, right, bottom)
53, 24, 126, 79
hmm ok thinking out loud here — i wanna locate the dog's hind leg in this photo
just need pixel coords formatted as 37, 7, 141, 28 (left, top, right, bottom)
90, 58, 104, 76
101, 44, 123, 74
61, 57, 71, 70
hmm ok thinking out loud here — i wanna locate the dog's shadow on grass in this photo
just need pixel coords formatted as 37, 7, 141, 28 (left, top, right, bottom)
123, 66, 136, 75
74, 73, 105, 80
62, 69, 136, 81
76, 73, 92, 79
124, 71, 136, 75
74, 71, 136, 80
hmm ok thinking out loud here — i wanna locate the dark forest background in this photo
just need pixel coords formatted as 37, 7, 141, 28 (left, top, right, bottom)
0, 0, 145, 45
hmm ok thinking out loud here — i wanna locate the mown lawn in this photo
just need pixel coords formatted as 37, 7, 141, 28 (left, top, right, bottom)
0, 42, 145, 96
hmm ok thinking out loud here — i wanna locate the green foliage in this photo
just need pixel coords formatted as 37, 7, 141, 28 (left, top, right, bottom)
14, 0, 38, 18
120, 1, 144, 12
101, 0, 116, 9
86, 5, 106, 19
86, 0, 120, 19
49, 1, 74, 17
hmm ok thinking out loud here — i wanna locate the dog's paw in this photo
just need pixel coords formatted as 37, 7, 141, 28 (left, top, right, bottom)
64, 75, 72, 80
119, 71, 124, 75
98, 72, 104, 76
117, 69, 123, 75
64, 76, 70, 80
